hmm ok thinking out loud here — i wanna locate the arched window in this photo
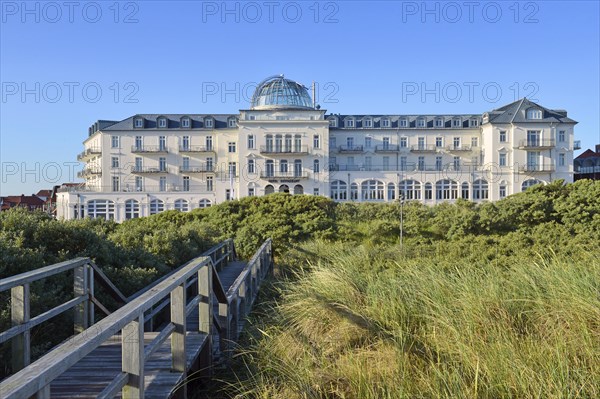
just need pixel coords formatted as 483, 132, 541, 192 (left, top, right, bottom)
424, 183, 433, 200
87, 200, 115, 220
399, 180, 421, 200
387, 182, 396, 200
473, 179, 489, 200
149, 199, 164, 215
294, 185, 304, 195
198, 199, 212, 208
361, 180, 384, 200
461, 182, 470, 200
522, 179, 542, 192
330, 180, 347, 200
436, 179, 458, 200
279, 184, 289, 193
125, 199, 140, 220
526, 108, 542, 119
350, 183, 358, 200
174, 199, 189, 212
265, 185, 275, 195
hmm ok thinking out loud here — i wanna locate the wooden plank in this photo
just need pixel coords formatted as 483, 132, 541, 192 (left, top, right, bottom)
0, 258, 89, 292
97, 372, 128, 399
11, 284, 30, 372
90, 262, 128, 304
122, 313, 145, 398
171, 284, 187, 374
74, 265, 89, 333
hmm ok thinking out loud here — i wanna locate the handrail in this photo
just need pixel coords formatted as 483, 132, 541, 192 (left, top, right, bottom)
0, 258, 88, 292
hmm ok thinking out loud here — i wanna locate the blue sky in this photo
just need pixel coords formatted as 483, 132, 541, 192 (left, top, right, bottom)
1, 0, 599, 195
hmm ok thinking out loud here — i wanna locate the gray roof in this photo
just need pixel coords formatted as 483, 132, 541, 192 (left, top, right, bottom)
485, 98, 577, 124
327, 114, 482, 129
96, 114, 238, 134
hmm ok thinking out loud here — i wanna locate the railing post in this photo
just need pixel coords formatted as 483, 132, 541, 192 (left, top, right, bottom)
230, 297, 239, 342
36, 384, 51, 399
198, 263, 213, 369
88, 263, 95, 326
11, 283, 30, 372
171, 283, 187, 373
122, 312, 145, 399
218, 302, 230, 362
74, 264, 89, 333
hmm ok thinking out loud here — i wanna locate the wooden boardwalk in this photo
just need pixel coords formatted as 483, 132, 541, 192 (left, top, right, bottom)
0, 241, 272, 399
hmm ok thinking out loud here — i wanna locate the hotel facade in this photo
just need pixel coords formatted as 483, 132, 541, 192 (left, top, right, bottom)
56, 75, 578, 222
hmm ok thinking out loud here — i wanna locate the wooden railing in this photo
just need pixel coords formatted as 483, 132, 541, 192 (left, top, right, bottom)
0, 238, 273, 399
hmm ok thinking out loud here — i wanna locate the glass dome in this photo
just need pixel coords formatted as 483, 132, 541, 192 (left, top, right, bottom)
250, 75, 313, 110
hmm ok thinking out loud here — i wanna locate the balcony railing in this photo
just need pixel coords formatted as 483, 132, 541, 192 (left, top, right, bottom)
58, 185, 214, 194
77, 168, 102, 178
446, 145, 472, 152
374, 145, 400, 152
179, 145, 213, 153
259, 145, 309, 154
131, 166, 168, 174
131, 145, 169, 153
518, 139, 555, 149
179, 165, 214, 173
260, 171, 309, 179
518, 164, 555, 173
575, 165, 600, 173
328, 164, 472, 172
410, 145, 437, 152
338, 145, 364, 153
76, 147, 101, 161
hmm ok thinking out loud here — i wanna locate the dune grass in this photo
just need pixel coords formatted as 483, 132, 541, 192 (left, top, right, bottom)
229, 241, 600, 399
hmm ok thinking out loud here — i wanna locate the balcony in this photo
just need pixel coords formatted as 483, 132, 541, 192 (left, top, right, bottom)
59, 184, 214, 193
179, 165, 214, 173
446, 145, 472, 152
374, 145, 400, 153
328, 163, 472, 172
518, 139, 555, 149
131, 166, 168, 174
338, 145, 364, 153
77, 147, 101, 161
131, 145, 169, 154
259, 145, 309, 155
260, 171, 309, 179
77, 167, 102, 178
410, 145, 437, 153
179, 145, 214, 153
518, 164, 555, 173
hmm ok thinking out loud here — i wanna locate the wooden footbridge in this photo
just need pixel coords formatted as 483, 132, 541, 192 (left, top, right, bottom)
0, 238, 273, 398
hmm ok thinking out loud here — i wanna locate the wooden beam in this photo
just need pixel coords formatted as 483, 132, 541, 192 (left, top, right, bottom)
170, 284, 187, 373
11, 284, 30, 372
122, 313, 144, 399
198, 264, 213, 370
0, 258, 88, 292
74, 265, 88, 333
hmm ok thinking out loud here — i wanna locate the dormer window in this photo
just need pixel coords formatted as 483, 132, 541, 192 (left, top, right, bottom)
469, 118, 479, 127
417, 118, 426, 128
400, 118, 408, 128
363, 118, 372, 128
134, 118, 144, 128
345, 119, 354, 128
204, 118, 213, 128
381, 118, 390, 128
452, 118, 462, 128
527, 109, 543, 119
158, 118, 167, 128
328, 118, 337, 127
228, 118, 237, 128
181, 117, 190, 128
435, 118, 444, 128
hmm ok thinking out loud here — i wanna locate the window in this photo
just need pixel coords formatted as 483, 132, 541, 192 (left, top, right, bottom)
435, 156, 442, 171
522, 179, 541, 192
329, 118, 337, 127
294, 135, 302, 152
329, 137, 336, 148
350, 183, 358, 200
280, 160, 288, 173
471, 137, 478, 148
125, 199, 140, 219
294, 185, 304, 195
365, 137, 372, 149
135, 157, 142, 171
527, 130, 541, 147
150, 199, 164, 215
248, 188, 255, 197
111, 157, 119, 168
559, 153, 565, 166
265, 160, 274, 177
159, 176, 166, 192
424, 183, 432, 200
112, 176, 119, 192
206, 157, 213, 171
345, 119, 354, 128
383, 157, 390, 170
499, 153, 507, 167
453, 137, 460, 148
436, 179, 458, 200
313, 134, 320, 149
499, 184, 507, 199
111, 135, 119, 148
558, 130, 566, 142
265, 185, 275, 195
206, 176, 213, 191
294, 160, 302, 177
330, 180, 347, 200
473, 179, 489, 200
399, 180, 421, 200
182, 136, 190, 151
87, 200, 115, 220
461, 182, 469, 199
228, 162, 237, 177
417, 118, 425, 127
400, 119, 408, 127
183, 176, 190, 191
435, 118, 443, 127
499, 130, 507, 142
181, 118, 190, 128
247, 135, 255, 149
248, 159, 255, 174
199, 199, 212, 208
313, 159, 320, 173
159, 136, 166, 151
174, 199, 189, 212
453, 156, 460, 170
453, 118, 461, 127
134, 118, 143, 128
204, 118, 213, 128
387, 183, 396, 200
400, 137, 408, 148
135, 176, 143, 191
382, 119, 390, 128
225, 189, 232, 200
159, 157, 166, 172
347, 137, 354, 148
382, 137, 390, 150
469, 118, 479, 127
134, 136, 143, 151
527, 109, 542, 119
418, 156, 425, 171
418, 137, 425, 150
182, 156, 190, 170
436, 137, 443, 147
206, 136, 213, 151
364, 118, 372, 128
361, 180, 384, 200
400, 156, 407, 171
313, 188, 319, 196
229, 118, 237, 128
365, 156, 372, 171
228, 142, 236, 153
158, 118, 167, 128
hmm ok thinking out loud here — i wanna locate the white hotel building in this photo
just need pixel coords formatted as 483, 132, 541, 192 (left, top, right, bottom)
57, 75, 577, 221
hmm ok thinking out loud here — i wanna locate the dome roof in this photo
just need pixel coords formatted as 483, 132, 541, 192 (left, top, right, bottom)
250, 75, 313, 110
